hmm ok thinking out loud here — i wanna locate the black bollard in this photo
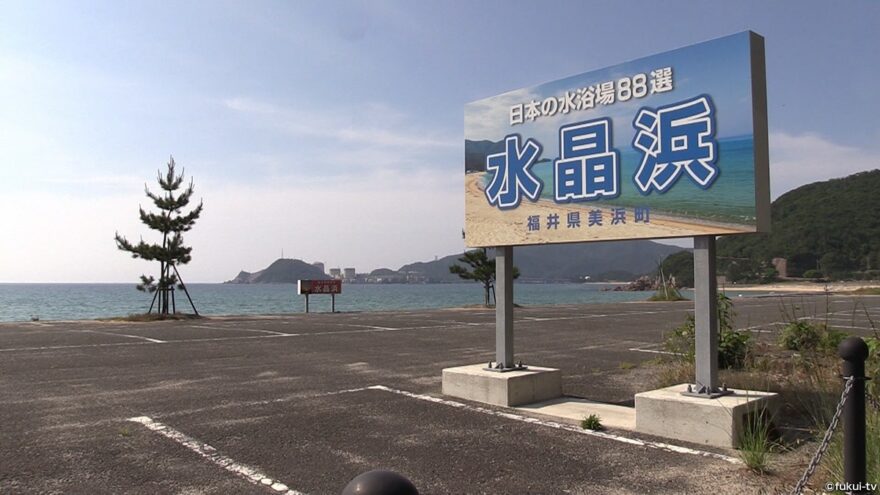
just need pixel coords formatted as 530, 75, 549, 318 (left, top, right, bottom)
838, 336, 869, 493
341, 469, 419, 495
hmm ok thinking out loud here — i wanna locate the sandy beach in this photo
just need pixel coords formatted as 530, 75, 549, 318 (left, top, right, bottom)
724, 281, 880, 293
465, 173, 753, 247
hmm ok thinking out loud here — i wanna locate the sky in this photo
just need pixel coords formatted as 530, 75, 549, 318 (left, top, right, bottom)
1, 0, 879, 283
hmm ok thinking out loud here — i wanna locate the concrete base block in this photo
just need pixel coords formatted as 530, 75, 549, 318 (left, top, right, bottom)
635, 384, 779, 448
442, 363, 562, 407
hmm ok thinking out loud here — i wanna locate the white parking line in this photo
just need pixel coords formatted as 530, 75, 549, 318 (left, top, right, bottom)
0, 341, 156, 352
128, 416, 306, 495
628, 346, 680, 356
79, 329, 166, 343
155, 386, 374, 418
190, 324, 289, 336
366, 385, 740, 464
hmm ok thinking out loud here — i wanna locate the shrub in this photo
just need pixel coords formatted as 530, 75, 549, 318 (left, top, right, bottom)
802, 269, 824, 279
779, 321, 847, 353
663, 294, 752, 369
581, 414, 603, 431
760, 267, 779, 284
820, 328, 848, 352
719, 329, 752, 369
664, 314, 696, 362
779, 321, 823, 351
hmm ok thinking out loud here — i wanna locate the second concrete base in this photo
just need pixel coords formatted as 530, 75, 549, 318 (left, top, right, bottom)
635, 384, 779, 448
442, 363, 562, 407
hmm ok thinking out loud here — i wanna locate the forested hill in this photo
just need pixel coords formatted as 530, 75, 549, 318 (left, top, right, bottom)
716, 169, 880, 277
225, 259, 329, 284
401, 240, 684, 282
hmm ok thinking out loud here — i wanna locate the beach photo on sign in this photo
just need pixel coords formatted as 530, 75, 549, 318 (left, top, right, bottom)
464, 31, 768, 248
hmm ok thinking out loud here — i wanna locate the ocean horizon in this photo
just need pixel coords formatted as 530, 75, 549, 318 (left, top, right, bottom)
0, 282, 774, 323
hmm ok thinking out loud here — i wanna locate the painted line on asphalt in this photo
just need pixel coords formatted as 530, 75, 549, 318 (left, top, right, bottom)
79, 329, 166, 343
128, 416, 306, 495
628, 346, 680, 356
366, 385, 740, 464
0, 324, 470, 352
0, 341, 156, 352
190, 324, 289, 336
736, 322, 786, 333
336, 323, 400, 330
155, 386, 375, 419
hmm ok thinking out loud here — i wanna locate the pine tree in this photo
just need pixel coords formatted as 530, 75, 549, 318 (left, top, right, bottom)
449, 249, 520, 306
115, 157, 203, 316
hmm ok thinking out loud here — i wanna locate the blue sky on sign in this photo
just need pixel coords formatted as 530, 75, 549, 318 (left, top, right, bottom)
1, 0, 879, 282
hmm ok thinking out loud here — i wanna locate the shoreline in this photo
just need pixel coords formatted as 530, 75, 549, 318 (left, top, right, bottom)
4, 284, 878, 325
719, 281, 880, 294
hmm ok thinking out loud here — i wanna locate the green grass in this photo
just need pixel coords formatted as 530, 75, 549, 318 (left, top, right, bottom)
581, 414, 603, 431
821, 404, 880, 490
618, 361, 637, 370
738, 409, 775, 473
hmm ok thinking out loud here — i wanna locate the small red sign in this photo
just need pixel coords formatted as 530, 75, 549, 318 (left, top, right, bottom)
298, 279, 342, 295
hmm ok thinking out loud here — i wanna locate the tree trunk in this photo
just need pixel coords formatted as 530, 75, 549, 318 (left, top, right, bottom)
161, 226, 168, 315
484, 281, 490, 307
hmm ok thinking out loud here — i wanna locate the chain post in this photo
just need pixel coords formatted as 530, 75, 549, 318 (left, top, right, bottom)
791, 336, 871, 495
839, 337, 869, 493
791, 376, 854, 495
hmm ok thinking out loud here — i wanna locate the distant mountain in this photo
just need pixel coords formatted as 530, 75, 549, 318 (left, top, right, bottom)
400, 240, 685, 283
716, 169, 880, 278
398, 254, 463, 282
369, 268, 397, 276
225, 258, 330, 284
230, 241, 684, 285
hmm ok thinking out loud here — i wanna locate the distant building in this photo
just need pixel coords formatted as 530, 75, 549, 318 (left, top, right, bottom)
343, 268, 356, 280
329, 268, 342, 279
770, 258, 788, 278
312, 262, 325, 274
772, 258, 788, 278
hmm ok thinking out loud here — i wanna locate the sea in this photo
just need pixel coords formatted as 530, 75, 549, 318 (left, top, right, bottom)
0, 282, 773, 323
527, 136, 757, 225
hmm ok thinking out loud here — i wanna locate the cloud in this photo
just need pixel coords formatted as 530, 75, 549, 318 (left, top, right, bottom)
769, 131, 879, 198
223, 97, 458, 150
464, 87, 539, 141
0, 168, 464, 283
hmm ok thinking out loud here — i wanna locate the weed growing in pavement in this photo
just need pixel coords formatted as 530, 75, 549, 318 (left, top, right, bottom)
581, 414, 603, 431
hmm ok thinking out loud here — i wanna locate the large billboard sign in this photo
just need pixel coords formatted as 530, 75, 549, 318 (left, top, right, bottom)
464, 31, 769, 248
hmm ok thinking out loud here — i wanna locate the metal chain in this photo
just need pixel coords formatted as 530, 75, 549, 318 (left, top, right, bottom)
791, 376, 855, 495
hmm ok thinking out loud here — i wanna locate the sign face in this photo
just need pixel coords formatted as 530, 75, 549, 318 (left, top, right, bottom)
464, 31, 769, 248
297, 279, 342, 295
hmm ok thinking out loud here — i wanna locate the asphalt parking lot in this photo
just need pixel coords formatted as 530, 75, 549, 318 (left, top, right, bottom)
2, 294, 878, 494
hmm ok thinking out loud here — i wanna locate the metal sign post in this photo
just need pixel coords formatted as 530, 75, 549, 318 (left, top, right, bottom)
687, 235, 730, 397
488, 246, 524, 372
496, 246, 514, 369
